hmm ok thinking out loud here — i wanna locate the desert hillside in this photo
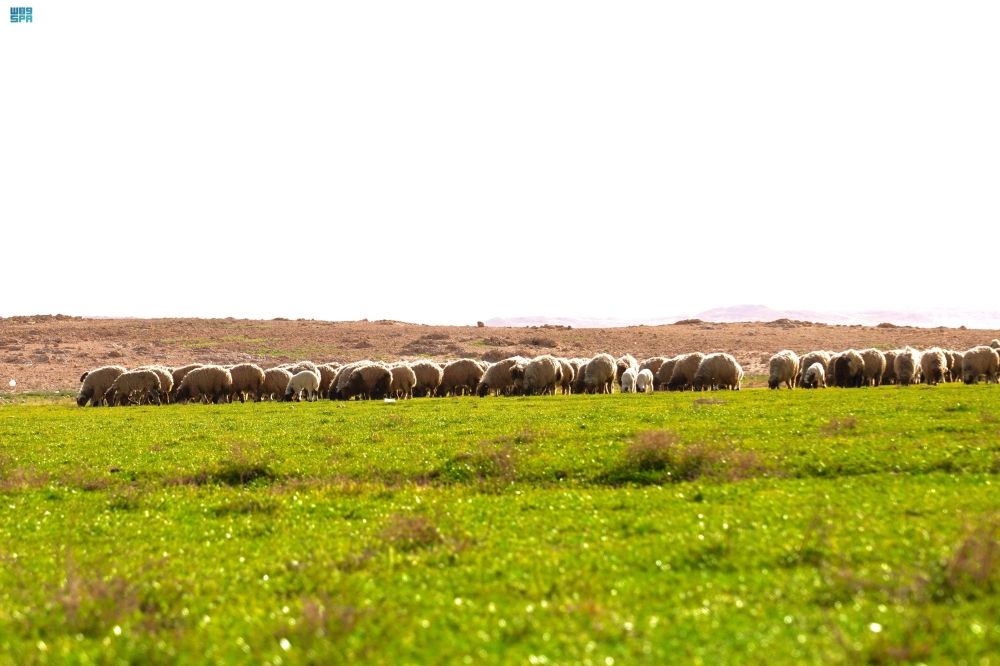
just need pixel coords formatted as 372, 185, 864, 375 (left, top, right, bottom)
2, 315, 998, 391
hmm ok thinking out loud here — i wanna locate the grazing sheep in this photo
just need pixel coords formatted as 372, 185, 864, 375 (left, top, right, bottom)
437, 359, 486, 397
104, 369, 162, 406
557, 358, 575, 395
667, 352, 705, 391
620, 367, 638, 393
522, 355, 562, 396
832, 350, 865, 388
616, 355, 639, 389
920, 348, 949, 386
797, 351, 831, 387
583, 353, 617, 394
692, 353, 743, 391
410, 361, 444, 398
340, 363, 393, 400
894, 347, 922, 386
655, 356, 679, 391
288, 360, 321, 379
949, 351, 964, 384
802, 362, 826, 389
284, 370, 321, 402
76, 365, 127, 407
317, 363, 342, 397
858, 349, 887, 387
136, 366, 174, 404
389, 364, 417, 399
881, 350, 900, 385
991, 339, 1000, 350
961, 346, 1000, 384
767, 350, 800, 389
477, 357, 526, 397
170, 364, 202, 399
228, 363, 266, 403
636, 368, 655, 393
260, 367, 293, 401
332, 361, 369, 399
638, 357, 668, 380
174, 365, 234, 404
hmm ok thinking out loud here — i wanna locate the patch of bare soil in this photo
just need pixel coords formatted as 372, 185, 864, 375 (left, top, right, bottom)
1, 315, 998, 392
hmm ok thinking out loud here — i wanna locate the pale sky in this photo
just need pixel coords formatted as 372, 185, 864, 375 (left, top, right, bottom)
3, 2, 998, 325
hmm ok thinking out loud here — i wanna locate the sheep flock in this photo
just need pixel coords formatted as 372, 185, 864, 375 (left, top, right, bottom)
75, 340, 1000, 407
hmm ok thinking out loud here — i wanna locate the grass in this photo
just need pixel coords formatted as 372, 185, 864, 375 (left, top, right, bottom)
0, 385, 999, 663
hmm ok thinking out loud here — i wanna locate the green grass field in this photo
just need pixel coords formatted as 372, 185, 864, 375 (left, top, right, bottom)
1, 386, 998, 664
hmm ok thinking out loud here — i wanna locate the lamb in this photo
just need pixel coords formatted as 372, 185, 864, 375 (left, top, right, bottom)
692, 353, 743, 391
893, 347, 922, 386
620, 367, 638, 393
961, 345, 1000, 384
340, 363, 392, 400
136, 366, 174, 404
521, 355, 562, 396
410, 361, 444, 398
437, 359, 485, 397
881, 350, 900, 385
616, 354, 639, 388
260, 367, 293, 401
173, 365, 234, 404
228, 363, 266, 403
103, 369, 162, 406
389, 364, 417, 399
283, 369, 321, 402
920, 348, 949, 385
636, 368, 655, 393
76, 365, 127, 406
859, 349, 887, 387
767, 350, 800, 389
667, 352, 705, 391
477, 357, 526, 397
583, 353, 617, 394
802, 362, 826, 388
797, 351, 831, 387
655, 356, 679, 391
832, 350, 865, 388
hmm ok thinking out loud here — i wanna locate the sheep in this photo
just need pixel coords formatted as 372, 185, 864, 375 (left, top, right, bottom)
437, 359, 485, 397
174, 365, 234, 404
333, 361, 369, 399
894, 347, 922, 386
583, 353, 617, 394
521, 355, 562, 396
615, 354, 639, 389
284, 370, 321, 402
620, 367, 638, 393
991, 339, 1000, 350
557, 358, 575, 395
136, 366, 174, 404
76, 365, 127, 406
170, 364, 203, 399
389, 364, 417, 399
260, 367, 293, 401
802, 362, 826, 388
655, 356, 679, 391
288, 360, 321, 378
949, 351, 964, 383
410, 361, 444, 398
831, 349, 866, 388
667, 352, 705, 391
317, 363, 342, 397
477, 357, 526, 397
961, 345, 1000, 384
636, 368, 655, 393
797, 351, 831, 387
920, 348, 949, 386
859, 349, 887, 387
692, 353, 743, 391
767, 350, 800, 389
571, 358, 590, 394
638, 357, 668, 380
340, 363, 392, 400
227, 363, 266, 403
881, 350, 900, 385
103, 370, 162, 406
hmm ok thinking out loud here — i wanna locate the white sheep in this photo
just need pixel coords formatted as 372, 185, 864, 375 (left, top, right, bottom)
961, 345, 1000, 384
76, 365, 126, 407
104, 370, 162, 406
284, 370, 321, 401
692, 353, 743, 391
668, 352, 705, 391
920, 348, 949, 385
620, 367, 638, 393
522, 355, 562, 396
583, 354, 617, 394
767, 350, 800, 389
797, 351, 831, 387
636, 368, 655, 393
894, 347, 922, 386
802, 362, 826, 388
174, 366, 234, 404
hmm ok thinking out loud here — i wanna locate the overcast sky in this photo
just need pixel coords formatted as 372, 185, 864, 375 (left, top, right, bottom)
3, 2, 998, 325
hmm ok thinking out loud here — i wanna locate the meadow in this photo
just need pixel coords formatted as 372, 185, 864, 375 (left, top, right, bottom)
0, 385, 998, 664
